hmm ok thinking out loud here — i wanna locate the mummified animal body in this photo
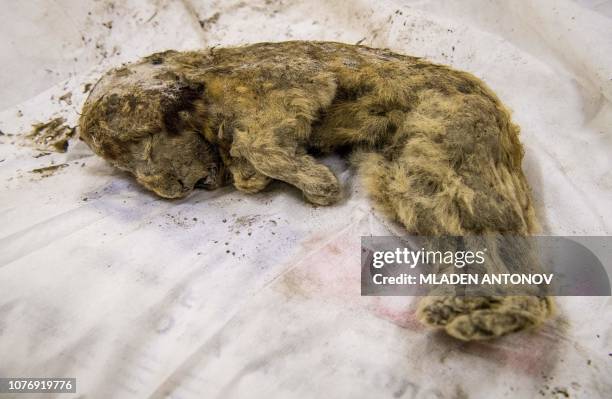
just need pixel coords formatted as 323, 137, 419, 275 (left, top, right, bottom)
79, 41, 553, 340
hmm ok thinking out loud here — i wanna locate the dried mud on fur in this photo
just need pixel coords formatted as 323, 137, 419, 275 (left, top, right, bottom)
27, 117, 75, 152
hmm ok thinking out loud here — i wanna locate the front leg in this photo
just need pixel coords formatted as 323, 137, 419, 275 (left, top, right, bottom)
251, 148, 342, 206
231, 131, 342, 206
227, 157, 271, 194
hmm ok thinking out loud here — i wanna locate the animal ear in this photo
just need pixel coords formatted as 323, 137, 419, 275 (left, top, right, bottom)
85, 91, 163, 141
160, 81, 206, 135
79, 89, 160, 162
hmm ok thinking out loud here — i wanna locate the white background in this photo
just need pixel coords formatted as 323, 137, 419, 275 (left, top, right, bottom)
0, 1, 611, 398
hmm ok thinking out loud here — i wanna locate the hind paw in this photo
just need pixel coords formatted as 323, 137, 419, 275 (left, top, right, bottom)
416, 296, 553, 341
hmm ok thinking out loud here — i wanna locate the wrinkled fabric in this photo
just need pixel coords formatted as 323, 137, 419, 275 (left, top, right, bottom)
0, 1, 611, 398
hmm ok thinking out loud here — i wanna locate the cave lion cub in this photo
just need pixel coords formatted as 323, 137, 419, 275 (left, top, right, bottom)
80, 41, 553, 341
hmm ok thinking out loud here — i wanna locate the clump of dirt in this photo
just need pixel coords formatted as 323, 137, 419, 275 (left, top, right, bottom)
199, 12, 220, 30
164, 212, 199, 229
58, 92, 73, 105
30, 163, 69, 178
233, 215, 260, 228
27, 117, 75, 152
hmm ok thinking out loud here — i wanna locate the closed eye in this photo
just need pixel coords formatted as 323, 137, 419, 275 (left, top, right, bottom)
131, 134, 154, 161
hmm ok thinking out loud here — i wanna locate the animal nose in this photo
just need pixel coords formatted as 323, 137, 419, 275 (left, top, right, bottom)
194, 176, 213, 190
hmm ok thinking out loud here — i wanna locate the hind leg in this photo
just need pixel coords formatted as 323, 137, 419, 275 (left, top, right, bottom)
359, 151, 552, 340
358, 93, 551, 340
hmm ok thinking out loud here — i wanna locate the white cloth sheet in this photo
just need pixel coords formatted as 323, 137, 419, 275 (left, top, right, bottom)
0, 0, 611, 397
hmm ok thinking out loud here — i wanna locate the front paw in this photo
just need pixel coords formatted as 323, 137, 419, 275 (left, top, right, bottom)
229, 157, 271, 194
303, 180, 342, 206
233, 172, 271, 194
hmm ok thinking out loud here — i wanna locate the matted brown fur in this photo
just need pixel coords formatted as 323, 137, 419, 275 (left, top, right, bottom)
79, 41, 553, 341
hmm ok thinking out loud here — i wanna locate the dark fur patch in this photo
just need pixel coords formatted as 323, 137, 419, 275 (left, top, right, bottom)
334, 83, 373, 102
457, 81, 476, 94
161, 82, 205, 135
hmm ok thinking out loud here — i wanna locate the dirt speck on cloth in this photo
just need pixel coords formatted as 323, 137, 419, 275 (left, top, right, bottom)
199, 12, 220, 30
29, 163, 69, 178
58, 92, 73, 105
26, 117, 75, 152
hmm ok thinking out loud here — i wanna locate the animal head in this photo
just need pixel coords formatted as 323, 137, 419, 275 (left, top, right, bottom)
79, 62, 225, 199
